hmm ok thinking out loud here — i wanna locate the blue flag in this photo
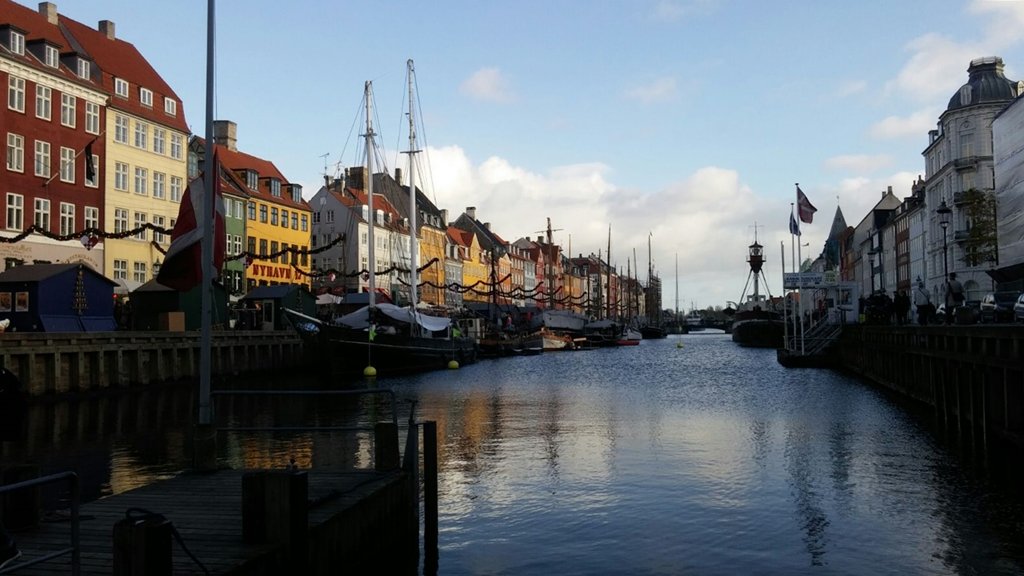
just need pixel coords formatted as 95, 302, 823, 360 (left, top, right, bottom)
789, 210, 801, 236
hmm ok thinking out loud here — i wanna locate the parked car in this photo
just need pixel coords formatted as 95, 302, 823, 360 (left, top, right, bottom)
979, 291, 1019, 323
1015, 293, 1024, 322
933, 301, 980, 325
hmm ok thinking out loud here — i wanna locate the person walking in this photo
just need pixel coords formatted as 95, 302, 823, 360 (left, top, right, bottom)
915, 280, 932, 325
0, 368, 27, 570
946, 272, 965, 324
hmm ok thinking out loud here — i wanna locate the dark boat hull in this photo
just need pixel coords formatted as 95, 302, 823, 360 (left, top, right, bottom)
640, 325, 667, 339
731, 317, 784, 348
302, 324, 478, 376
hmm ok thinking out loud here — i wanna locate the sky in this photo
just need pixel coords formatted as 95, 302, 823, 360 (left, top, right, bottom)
45, 0, 1024, 311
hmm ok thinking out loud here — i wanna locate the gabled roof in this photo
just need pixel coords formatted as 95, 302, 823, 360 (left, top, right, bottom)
452, 212, 507, 257
343, 188, 406, 232
58, 15, 188, 132
0, 0, 103, 93
447, 227, 474, 248
199, 140, 309, 212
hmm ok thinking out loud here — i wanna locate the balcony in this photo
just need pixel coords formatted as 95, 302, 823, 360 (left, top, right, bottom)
954, 229, 971, 242
952, 191, 968, 205
953, 156, 979, 171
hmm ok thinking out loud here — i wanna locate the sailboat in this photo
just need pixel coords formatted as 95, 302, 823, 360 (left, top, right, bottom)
640, 233, 666, 339
730, 228, 784, 348
288, 65, 478, 375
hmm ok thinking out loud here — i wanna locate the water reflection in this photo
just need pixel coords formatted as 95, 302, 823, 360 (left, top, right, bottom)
3, 334, 1023, 574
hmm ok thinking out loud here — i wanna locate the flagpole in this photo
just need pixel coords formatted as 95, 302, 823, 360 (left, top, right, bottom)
790, 203, 797, 351
199, 0, 215, 429
797, 227, 805, 355
781, 240, 788, 350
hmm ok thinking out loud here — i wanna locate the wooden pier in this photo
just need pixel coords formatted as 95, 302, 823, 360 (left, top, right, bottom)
3, 468, 415, 575
0, 331, 304, 396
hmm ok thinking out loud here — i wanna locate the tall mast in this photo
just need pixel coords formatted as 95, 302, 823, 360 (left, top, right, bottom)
404, 60, 419, 309
606, 225, 612, 320
365, 81, 376, 308
675, 253, 679, 327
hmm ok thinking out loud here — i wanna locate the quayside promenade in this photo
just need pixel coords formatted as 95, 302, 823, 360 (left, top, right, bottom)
837, 324, 1024, 455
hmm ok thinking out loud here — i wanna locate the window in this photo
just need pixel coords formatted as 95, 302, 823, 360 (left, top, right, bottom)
133, 121, 148, 149
170, 134, 183, 159
152, 172, 165, 199
114, 208, 128, 233
114, 162, 129, 191
290, 184, 302, 202
281, 209, 289, 228
34, 140, 50, 178
164, 98, 176, 116
114, 115, 129, 143
301, 214, 308, 232
313, 211, 320, 224
35, 85, 51, 120
153, 215, 166, 243
113, 259, 127, 280
5, 193, 23, 231
10, 31, 24, 55
44, 45, 58, 68
85, 153, 99, 187
270, 241, 279, 263
84, 206, 98, 230
59, 202, 74, 236
114, 78, 128, 98
133, 212, 147, 240
60, 94, 75, 127
59, 146, 74, 183
246, 171, 258, 190
8, 77, 25, 112
153, 128, 166, 155
6, 133, 24, 172
259, 239, 267, 256
248, 236, 256, 255
85, 102, 100, 134
271, 207, 278, 226
170, 176, 183, 202
270, 179, 281, 197
77, 58, 90, 80
134, 167, 148, 195
259, 205, 268, 223
292, 213, 298, 230
139, 88, 153, 107
33, 198, 49, 230
133, 261, 147, 283
233, 235, 242, 256
247, 201, 256, 220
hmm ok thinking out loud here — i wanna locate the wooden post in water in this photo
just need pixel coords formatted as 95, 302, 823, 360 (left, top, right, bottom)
113, 514, 172, 576
424, 420, 438, 574
375, 422, 399, 471
242, 470, 308, 570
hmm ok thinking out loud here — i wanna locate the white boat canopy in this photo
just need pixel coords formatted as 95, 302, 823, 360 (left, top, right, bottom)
335, 303, 452, 332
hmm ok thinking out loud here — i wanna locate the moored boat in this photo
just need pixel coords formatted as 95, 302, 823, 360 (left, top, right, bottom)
730, 233, 784, 348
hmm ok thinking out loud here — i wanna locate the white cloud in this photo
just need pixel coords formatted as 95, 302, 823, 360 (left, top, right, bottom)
624, 77, 678, 104
835, 80, 867, 98
869, 108, 940, 139
823, 154, 893, 174
459, 68, 515, 104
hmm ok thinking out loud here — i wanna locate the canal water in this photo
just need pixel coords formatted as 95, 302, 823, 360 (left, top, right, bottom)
5, 332, 1024, 575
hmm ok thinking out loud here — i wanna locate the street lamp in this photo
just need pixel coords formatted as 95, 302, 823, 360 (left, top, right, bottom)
937, 199, 951, 280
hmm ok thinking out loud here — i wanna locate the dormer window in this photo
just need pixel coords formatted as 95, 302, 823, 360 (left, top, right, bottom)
270, 179, 281, 197
164, 97, 176, 116
114, 78, 128, 98
290, 184, 302, 202
9, 31, 24, 55
139, 88, 153, 108
76, 58, 90, 80
44, 45, 59, 68
245, 170, 258, 191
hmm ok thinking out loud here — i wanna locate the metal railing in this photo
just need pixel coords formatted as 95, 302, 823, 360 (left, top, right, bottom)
0, 471, 79, 575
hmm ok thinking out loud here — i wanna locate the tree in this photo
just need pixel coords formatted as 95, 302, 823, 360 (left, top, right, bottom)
960, 188, 998, 267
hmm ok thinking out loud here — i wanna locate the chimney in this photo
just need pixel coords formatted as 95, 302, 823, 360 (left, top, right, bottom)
346, 166, 365, 190
394, 167, 403, 186
98, 20, 115, 40
440, 209, 448, 226
537, 236, 543, 244
466, 206, 477, 220
38, 2, 58, 25
212, 120, 237, 151
484, 222, 491, 230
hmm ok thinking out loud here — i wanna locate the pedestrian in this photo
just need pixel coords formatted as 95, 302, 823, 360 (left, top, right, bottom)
0, 368, 27, 570
915, 280, 932, 325
946, 272, 965, 324
896, 290, 911, 325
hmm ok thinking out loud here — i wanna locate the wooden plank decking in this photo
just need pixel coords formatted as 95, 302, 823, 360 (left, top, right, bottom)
4, 468, 406, 575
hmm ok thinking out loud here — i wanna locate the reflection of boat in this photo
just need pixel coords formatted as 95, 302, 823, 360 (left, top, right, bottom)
731, 233, 784, 348
290, 71, 477, 375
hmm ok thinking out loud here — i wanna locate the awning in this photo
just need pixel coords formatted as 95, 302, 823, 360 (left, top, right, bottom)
114, 278, 142, 295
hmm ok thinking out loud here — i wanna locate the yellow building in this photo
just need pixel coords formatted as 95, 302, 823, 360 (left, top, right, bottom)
210, 121, 311, 289
59, 17, 190, 287
449, 227, 486, 303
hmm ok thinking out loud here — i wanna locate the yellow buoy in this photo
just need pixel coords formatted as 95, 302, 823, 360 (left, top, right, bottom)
448, 360, 460, 370
363, 365, 377, 377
